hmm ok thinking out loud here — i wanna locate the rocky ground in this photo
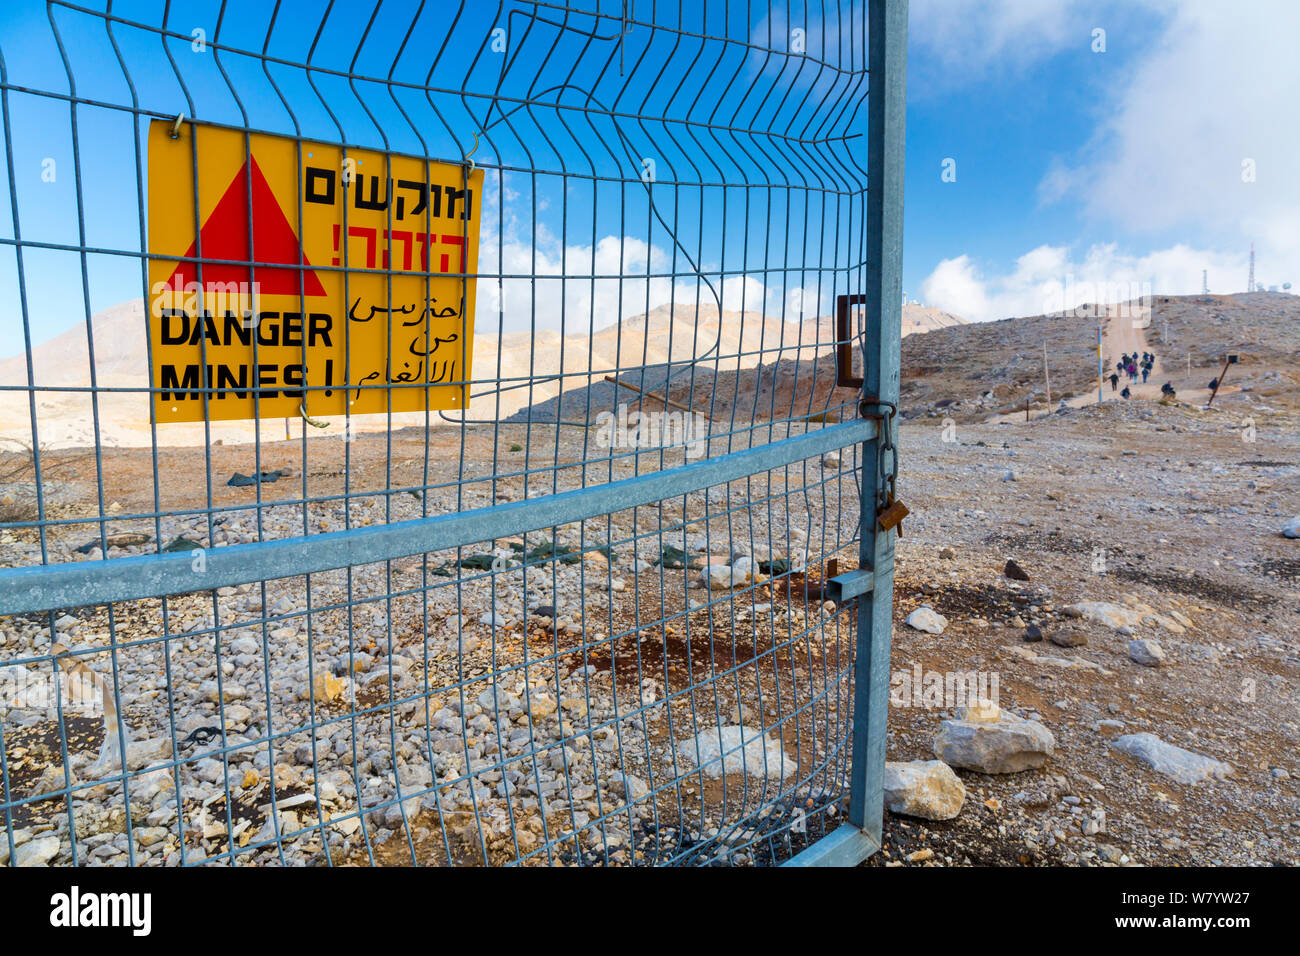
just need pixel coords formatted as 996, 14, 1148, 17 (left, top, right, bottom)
869, 390, 1299, 867
1, 296, 1297, 868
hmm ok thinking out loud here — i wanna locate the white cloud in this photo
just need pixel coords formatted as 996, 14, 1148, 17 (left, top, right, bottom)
474, 172, 815, 332
1041, 0, 1300, 285
918, 254, 991, 319
917, 1, 1299, 319
919, 242, 1247, 322
909, 0, 1103, 81
474, 229, 799, 334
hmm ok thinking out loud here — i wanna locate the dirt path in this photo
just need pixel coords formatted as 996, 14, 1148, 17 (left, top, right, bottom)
986, 311, 1235, 424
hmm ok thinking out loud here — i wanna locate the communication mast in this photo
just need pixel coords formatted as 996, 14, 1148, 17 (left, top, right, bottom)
1202, 269, 1209, 295
1248, 243, 1255, 292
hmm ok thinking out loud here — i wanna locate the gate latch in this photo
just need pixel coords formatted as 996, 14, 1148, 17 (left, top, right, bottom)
826, 569, 875, 604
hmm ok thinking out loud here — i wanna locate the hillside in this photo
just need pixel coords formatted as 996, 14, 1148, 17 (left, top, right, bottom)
0, 300, 965, 447
898, 292, 1300, 423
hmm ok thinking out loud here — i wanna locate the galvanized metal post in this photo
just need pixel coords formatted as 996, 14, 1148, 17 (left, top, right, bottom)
782, 0, 907, 869
848, 0, 907, 853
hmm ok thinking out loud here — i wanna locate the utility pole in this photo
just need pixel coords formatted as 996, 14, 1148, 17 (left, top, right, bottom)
1202, 269, 1209, 295
1043, 340, 1051, 407
1248, 243, 1255, 292
1097, 323, 1104, 403
1206, 354, 1238, 408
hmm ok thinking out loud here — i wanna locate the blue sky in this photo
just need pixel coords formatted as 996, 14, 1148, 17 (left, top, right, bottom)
906, 0, 1298, 320
0, 0, 1295, 358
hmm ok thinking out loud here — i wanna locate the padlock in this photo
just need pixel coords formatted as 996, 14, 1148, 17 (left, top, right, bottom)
877, 492, 909, 536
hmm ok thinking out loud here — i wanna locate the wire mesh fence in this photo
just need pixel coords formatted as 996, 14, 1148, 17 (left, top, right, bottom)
0, 0, 900, 866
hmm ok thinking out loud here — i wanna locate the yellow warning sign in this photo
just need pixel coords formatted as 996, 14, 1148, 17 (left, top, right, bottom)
147, 120, 481, 423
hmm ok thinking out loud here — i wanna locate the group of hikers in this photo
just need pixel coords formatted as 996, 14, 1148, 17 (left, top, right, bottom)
1109, 351, 1175, 400
1119, 351, 1154, 384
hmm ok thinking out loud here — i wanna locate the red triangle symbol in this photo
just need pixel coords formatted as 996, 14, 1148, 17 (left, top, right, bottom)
166, 155, 325, 296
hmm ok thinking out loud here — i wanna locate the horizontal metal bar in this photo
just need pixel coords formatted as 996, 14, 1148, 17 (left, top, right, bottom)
781, 824, 881, 867
827, 569, 875, 602
0, 419, 874, 615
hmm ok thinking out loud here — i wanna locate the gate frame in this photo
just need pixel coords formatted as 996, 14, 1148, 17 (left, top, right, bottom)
784, 0, 907, 867
0, 0, 908, 868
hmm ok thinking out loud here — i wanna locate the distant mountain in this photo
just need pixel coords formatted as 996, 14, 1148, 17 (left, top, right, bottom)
0, 299, 970, 447
902, 305, 968, 336
0, 299, 147, 389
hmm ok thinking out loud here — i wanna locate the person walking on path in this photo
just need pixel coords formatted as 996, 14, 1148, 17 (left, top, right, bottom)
1110, 372, 1119, 391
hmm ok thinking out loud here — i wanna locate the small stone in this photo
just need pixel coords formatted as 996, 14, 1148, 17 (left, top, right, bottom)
230, 636, 260, 656
1097, 843, 1124, 863
312, 673, 344, 702
200, 680, 247, 703
477, 685, 519, 714
610, 772, 650, 801
1023, 624, 1044, 642
1003, 559, 1030, 581
1062, 602, 1141, 631
1282, 515, 1300, 539
1128, 638, 1166, 667
15, 836, 60, 867
528, 694, 557, 720
907, 848, 934, 862
1049, 627, 1087, 648
700, 565, 741, 590
906, 606, 947, 634
939, 547, 956, 560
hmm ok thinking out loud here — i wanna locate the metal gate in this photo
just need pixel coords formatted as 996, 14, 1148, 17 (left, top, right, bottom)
0, 0, 905, 866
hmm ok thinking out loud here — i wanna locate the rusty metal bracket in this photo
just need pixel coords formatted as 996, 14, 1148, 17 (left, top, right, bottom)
836, 293, 867, 388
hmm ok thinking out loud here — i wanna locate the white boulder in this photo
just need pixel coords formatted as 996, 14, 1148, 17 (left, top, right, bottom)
933, 712, 1055, 773
676, 725, 795, 780
1112, 733, 1232, 785
883, 760, 966, 820
906, 606, 948, 634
